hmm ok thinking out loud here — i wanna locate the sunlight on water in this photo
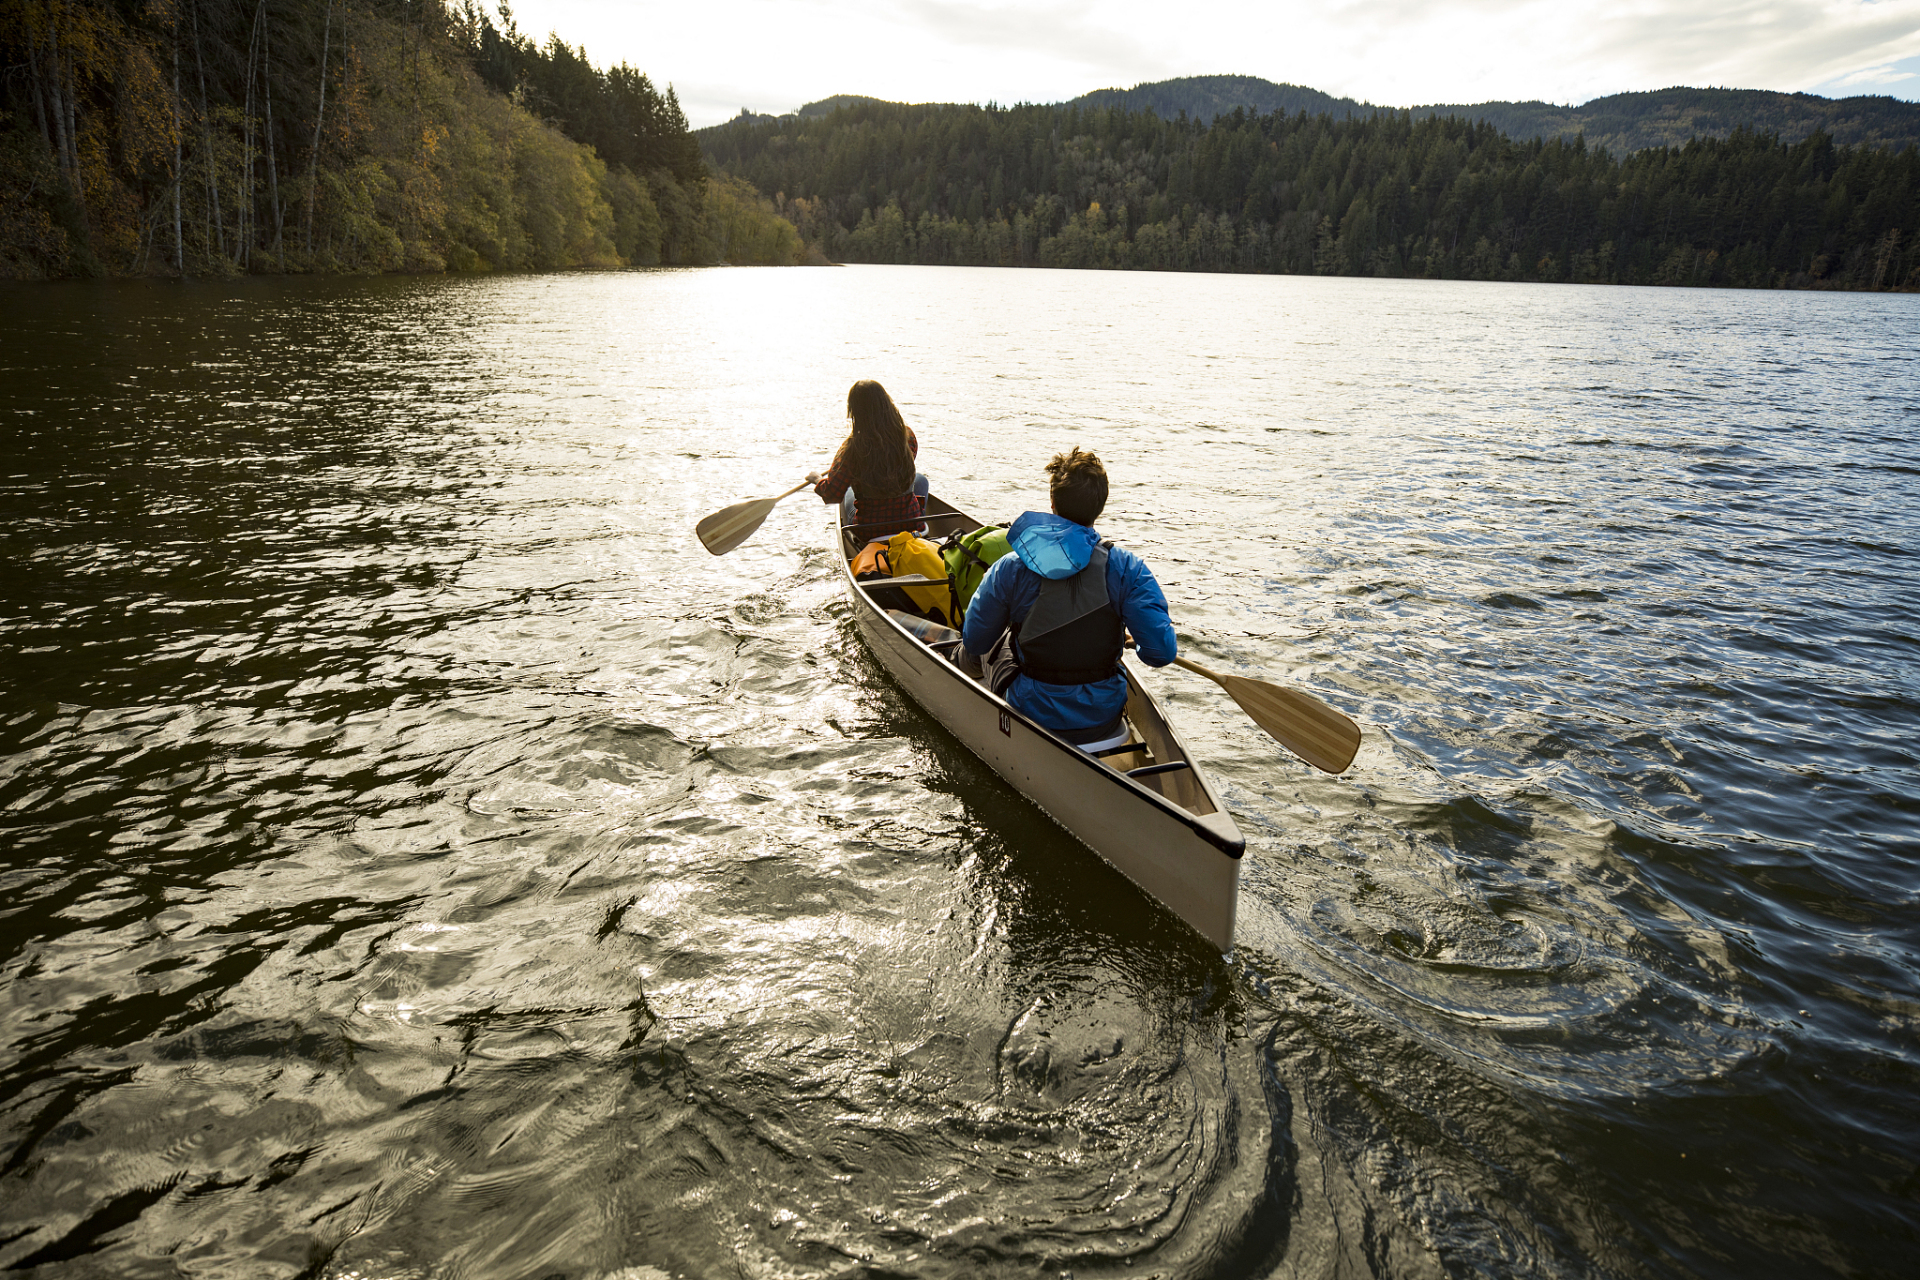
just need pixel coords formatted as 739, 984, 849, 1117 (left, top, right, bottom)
0, 266, 1915, 1279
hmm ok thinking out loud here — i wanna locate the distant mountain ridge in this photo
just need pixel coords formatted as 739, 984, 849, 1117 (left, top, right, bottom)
717, 77, 1919, 155
727, 95, 898, 128
1067, 76, 1920, 154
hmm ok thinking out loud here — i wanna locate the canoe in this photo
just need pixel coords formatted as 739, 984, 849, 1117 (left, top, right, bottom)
835, 494, 1243, 950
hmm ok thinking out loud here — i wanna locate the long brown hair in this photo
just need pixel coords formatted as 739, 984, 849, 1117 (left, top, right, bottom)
835, 380, 915, 496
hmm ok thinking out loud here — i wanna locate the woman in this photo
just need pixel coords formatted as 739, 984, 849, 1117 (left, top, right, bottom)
808, 380, 928, 538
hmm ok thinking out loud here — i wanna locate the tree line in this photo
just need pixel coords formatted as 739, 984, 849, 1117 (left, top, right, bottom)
0, 0, 805, 279
702, 100, 1920, 290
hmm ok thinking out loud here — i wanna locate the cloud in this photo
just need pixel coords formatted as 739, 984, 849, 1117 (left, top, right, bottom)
1834, 63, 1918, 87
500, 0, 1920, 127
893, 1, 1176, 78
1576, 0, 1920, 97
1205, 0, 1920, 106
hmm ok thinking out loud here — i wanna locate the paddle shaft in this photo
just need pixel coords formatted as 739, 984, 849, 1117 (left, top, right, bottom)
1169, 654, 1224, 681
768, 479, 813, 504
1123, 637, 1241, 688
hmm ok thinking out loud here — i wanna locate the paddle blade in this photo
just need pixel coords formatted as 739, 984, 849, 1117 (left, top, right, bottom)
695, 494, 779, 555
1218, 672, 1361, 773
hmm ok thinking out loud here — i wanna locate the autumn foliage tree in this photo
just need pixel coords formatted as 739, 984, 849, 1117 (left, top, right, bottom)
0, 0, 805, 278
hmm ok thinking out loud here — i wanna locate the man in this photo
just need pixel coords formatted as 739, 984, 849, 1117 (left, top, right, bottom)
961, 447, 1177, 744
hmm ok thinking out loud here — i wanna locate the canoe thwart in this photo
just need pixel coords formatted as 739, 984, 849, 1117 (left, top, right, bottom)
859, 574, 949, 588
1126, 761, 1193, 779
842, 512, 973, 534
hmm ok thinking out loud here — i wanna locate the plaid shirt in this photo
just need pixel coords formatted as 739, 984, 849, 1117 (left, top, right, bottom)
814, 427, 924, 536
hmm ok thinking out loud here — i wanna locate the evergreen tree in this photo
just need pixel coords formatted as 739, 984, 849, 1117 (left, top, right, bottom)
703, 99, 1919, 290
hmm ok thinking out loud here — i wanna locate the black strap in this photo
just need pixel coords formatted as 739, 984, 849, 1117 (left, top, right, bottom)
1020, 660, 1122, 684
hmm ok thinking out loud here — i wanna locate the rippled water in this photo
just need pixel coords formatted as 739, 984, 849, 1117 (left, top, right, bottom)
1, 266, 1915, 1279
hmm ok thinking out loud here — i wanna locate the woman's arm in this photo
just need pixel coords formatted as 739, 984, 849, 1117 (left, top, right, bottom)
812, 444, 852, 502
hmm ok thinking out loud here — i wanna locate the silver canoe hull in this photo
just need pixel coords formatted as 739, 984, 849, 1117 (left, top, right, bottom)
837, 498, 1243, 950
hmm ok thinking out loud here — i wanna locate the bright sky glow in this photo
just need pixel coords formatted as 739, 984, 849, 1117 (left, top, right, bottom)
497, 0, 1920, 129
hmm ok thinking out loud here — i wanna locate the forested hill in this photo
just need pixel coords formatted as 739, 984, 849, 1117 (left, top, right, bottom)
700, 99, 1918, 291
1065, 76, 1920, 154
1069, 77, 1370, 124
1409, 87, 1920, 155
2, 0, 806, 279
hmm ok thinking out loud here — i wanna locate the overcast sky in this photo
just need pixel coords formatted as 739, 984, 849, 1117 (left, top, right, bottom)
497, 0, 1920, 129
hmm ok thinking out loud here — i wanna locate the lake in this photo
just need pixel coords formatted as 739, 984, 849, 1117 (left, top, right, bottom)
1, 265, 1915, 1278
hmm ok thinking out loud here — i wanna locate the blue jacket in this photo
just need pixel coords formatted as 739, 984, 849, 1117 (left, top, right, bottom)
962, 511, 1177, 731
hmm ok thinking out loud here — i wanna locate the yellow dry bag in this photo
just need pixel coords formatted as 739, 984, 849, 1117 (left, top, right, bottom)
884, 532, 956, 626
851, 534, 955, 627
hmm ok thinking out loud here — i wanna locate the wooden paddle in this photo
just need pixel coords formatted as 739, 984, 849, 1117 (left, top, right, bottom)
1167, 654, 1361, 773
696, 478, 814, 555
1126, 637, 1360, 773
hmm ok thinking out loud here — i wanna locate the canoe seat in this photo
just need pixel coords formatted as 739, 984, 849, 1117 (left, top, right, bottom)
1063, 719, 1131, 753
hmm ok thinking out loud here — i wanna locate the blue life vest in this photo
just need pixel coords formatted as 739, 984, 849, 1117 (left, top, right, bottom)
1015, 543, 1124, 685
